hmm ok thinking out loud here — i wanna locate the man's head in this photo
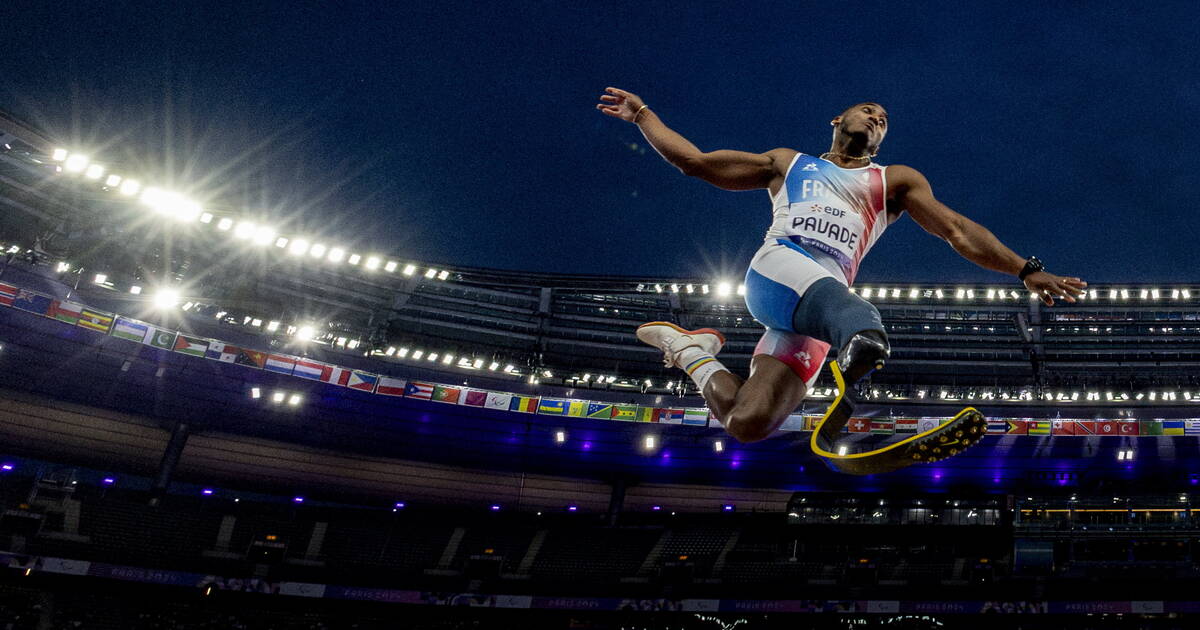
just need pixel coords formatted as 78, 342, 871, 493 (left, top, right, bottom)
830, 102, 888, 153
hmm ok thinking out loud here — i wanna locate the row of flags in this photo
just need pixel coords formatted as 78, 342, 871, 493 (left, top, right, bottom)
3, 281, 1199, 435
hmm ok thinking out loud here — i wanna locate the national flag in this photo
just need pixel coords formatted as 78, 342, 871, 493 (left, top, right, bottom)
917, 417, 944, 434
1074, 420, 1097, 435
236, 349, 267, 369
347, 371, 379, 392
848, 417, 870, 433
870, 419, 894, 435
564, 401, 588, 417
1028, 420, 1051, 436
510, 396, 538, 413
12, 289, 52, 316
634, 407, 655, 423
986, 420, 1009, 434
1052, 420, 1076, 436
47, 300, 83, 324
143, 326, 177, 350
803, 416, 821, 431
1162, 420, 1185, 436
321, 365, 353, 387
378, 377, 411, 397
1118, 421, 1140, 436
1185, 420, 1200, 436
656, 409, 684, 425
611, 405, 638, 421
172, 334, 208, 357
1095, 420, 1119, 435
1005, 420, 1028, 435
76, 308, 114, 333
484, 392, 512, 410
895, 418, 919, 434
0, 282, 17, 307
292, 358, 328, 381
586, 402, 613, 418
205, 341, 240, 362
264, 354, 297, 375
461, 390, 488, 407
538, 399, 570, 416
112, 317, 149, 342
432, 385, 461, 404
682, 409, 709, 426
1140, 420, 1164, 436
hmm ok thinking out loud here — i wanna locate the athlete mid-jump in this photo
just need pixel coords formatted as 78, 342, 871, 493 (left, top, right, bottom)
597, 87, 1087, 474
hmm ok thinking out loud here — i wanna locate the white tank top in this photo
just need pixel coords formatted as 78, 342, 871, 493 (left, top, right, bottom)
765, 152, 889, 285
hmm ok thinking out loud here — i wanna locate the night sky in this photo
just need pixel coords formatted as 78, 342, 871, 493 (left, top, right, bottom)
3, 2, 1198, 283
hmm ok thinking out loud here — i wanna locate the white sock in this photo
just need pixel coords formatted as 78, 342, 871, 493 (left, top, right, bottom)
676, 346, 729, 392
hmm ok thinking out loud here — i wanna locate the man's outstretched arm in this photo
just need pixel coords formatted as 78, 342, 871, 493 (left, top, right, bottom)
597, 87, 791, 191
891, 164, 1087, 306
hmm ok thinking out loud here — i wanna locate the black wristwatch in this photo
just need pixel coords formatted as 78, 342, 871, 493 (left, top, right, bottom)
1018, 256, 1045, 281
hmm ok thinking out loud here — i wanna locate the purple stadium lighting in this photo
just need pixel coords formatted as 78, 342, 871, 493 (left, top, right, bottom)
394, 502, 406, 509
293, 496, 305, 503
490, 504, 501, 511
202, 489, 214, 496
567, 505, 578, 512
101, 477, 115, 485
723, 504, 735, 512
0, 464, 12, 472
651, 505, 662, 511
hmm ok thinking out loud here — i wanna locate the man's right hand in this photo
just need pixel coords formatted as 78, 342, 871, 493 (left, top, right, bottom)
596, 87, 647, 123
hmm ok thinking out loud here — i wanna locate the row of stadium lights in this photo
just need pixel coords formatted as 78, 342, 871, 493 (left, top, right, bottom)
633, 282, 1197, 302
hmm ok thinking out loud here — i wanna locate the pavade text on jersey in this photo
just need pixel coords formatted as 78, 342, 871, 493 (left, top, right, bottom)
791, 216, 858, 251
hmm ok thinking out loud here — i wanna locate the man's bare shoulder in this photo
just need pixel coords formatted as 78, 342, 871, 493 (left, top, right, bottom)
883, 164, 929, 193
765, 147, 799, 170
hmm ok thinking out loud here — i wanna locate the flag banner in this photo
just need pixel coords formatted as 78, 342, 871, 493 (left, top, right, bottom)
1162, 420, 1185, 436
377, 377, 410, 397
848, 417, 870, 433
1074, 420, 1097, 435
0, 282, 17, 307
1118, 421, 1140, 436
656, 409, 684, 425
510, 396, 538, 413
538, 399, 570, 416
236, 349, 267, 369
460, 390, 488, 407
611, 405, 638, 421
1051, 420, 1076, 436
1095, 420, 1119, 435
292, 358, 328, 381
206, 341, 241, 363
896, 418, 919, 434
347, 371, 379, 392
432, 385, 461, 404
76, 308, 114, 333
586, 402, 613, 418
12, 289, 52, 316
48, 300, 83, 325
634, 406, 656, 423
404, 380, 435, 399
918, 417, 947, 433
1005, 419, 1028, 435
143, 326, 177, 350
682, 409, 709, 427
172, 334, 208, 357
1028, 420, 1051, 436
1185, 420, 1200, 436
321, 366, 353, 387
985, 419, 1008, 434
564, 400, 588, 417
264, 354, 297, 375
870, 419, 895, 435
484, 392, 512, 410
779, 414, 806, 432
1140, 420, 1164, 436
803, 416, 822, 431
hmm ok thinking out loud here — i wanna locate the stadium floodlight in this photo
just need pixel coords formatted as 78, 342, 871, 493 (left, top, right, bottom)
288, 394, 302, 406
966, 289, 975, 299
130, 285, 142, 295
153, 289, 180, 309
327, 247, 345, 262
289, 239, 309, 256
397, 347, 409, 358
271, 391, 285, 403
504, 364, 515, 373
862, 288, 873, 298
252, 226, 275, 246
701, 284, 710, 294
365, 256, 381, 270
402, 264, 416, 276
250, 387, 261, 399
442, 354, 454, 365
234, 221, 255, 239
955, 288, 965, 299
555, 431, 566, 444
251, 318, 262, 327
217, 218, 234, 231
472, 358, 483, 368
266, 321, 280, 332
837, 445, 848, 456
412, 350, 424, 360
670, 284, 679, 293
685, 284, 695, 293
118, 179, 141, 196
424, 267, 436, 278
64, 154, 89, 173
1121, 289, 1130, 299
717, 282, 732, 297
714, 440, 724, 453
348, 254, 361, 265
654, 284, 663, 293
85, 164, 104, 179
1184, 289, 1193, 299
737, 284, 746, 296
93, 273, 107, 285
274, 237, 289, 248
488, 361, 498, 371
581, 373, 591, 382
935, 289, 945, 299
309, 243, 327, 258
427, 353, 438, 362
891, 288, 900, 298
437, 270, 449, 280
294, 326, 314, 341
51, 148, 68, 161
199, 212, 214, 224
55, 261, 69, 273
909, 288, 920, 298
643, 435, 656, 450
986, 289, 996, 300
1151, 289, 1161, 299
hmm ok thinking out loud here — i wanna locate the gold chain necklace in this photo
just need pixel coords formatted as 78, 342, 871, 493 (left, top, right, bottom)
820, 151, 875, 163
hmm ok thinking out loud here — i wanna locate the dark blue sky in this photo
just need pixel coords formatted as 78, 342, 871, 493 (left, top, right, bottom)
3, 2, 1198, 282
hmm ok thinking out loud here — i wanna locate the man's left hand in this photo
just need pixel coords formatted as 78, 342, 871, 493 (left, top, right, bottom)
1023, 272, 1087, 306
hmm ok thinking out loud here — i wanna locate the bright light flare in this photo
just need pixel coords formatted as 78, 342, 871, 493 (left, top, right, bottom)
64, 154, 89, 172
153, 288, 180, 309
119, 179, 141, 196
